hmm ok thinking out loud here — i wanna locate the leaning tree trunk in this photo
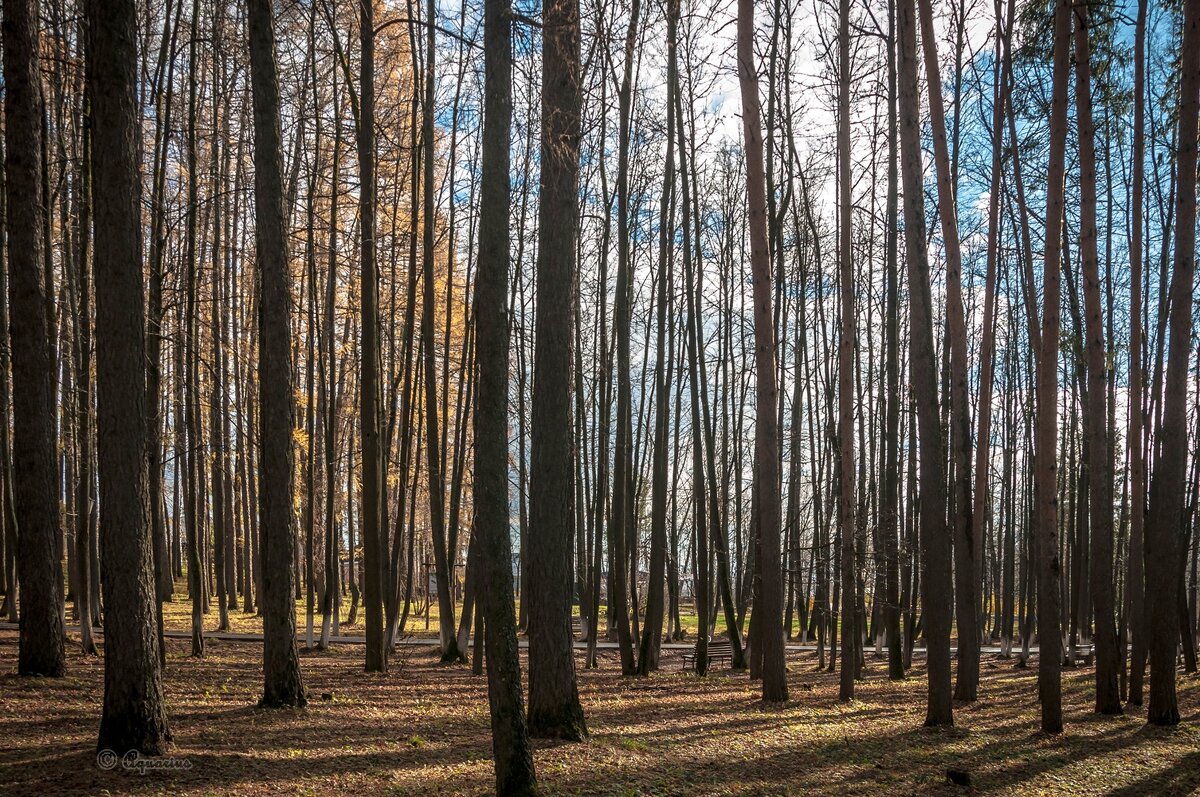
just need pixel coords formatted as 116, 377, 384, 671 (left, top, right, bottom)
248, 0, 306, 708
637, 0, 677, 678
914, 0, 977, 702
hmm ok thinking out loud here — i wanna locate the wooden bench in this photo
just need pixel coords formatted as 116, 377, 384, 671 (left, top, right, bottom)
682, 641, 734, 672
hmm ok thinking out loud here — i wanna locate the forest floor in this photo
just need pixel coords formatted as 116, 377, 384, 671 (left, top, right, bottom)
1, 630, 1198, 796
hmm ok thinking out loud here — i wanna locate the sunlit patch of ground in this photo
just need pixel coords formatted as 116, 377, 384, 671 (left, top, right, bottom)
0, 628, 1197, 795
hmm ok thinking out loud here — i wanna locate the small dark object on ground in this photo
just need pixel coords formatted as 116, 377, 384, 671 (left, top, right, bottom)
321, 692, 334, 701
946, 769, 972, 787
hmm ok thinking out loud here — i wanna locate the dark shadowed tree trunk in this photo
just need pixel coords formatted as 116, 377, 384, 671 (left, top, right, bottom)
359, 0, 386, 674
896, 0, 951, 725
72, 90, 97, 658
1144, 0, 1200, 728
737, 0, 787, 704
88, 0, 172, 753
1035, 0, 1072, 735
421, 0, 461, 665
4, 0, 67, 678
834, 0, 857, 704
637, 0, 677, 678
610, 0, 642, 680
474, 0, 537, 786
1073, 1, 1120, 716
915, 0, 977, 702
1126, 0, 1148, 709
248, 0, 306, 708
528, 0, 588, 741
883, 0, 904, 682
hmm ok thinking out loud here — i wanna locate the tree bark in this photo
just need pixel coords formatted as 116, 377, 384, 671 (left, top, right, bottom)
474, 0, 537, 784
1126, 0, 1148, 709
4, 0, 67, 678
88, 0, 173, 752
1035, 0, 1073, 735
834, 0, 857, 704
896, 0, 952, 725
527, 0, 588, 741
248, 0, 306, 708
1144, 0, 1200, 728
1073, 1, 1121, 716
914, 0, 977, 701
737, 0, 788, 703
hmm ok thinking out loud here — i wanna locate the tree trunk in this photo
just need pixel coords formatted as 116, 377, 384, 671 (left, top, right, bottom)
1035, 0, 1073, 735
5, 0, 67, 678
1126, 0, 1148, 708
248, 0, 306, 708
474, 0, 538, 783
527, 0, 588, 742
896, 0, 951, 725
637, 0, 677, 678
1073, 2, 1121, 716
610, 0, 642, 680
88, 0, 172, 751
737, 0, 787, 703
1144, 0, 1200, 728
914, 0, 977, 702
834, 0, 857, 704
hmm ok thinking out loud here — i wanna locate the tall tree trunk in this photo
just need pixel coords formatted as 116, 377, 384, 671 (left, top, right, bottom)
474, 0, 537, 784
637, 0, 677, 678
528, 0, 588, 742
1144, 0, 1200, 728
883, 0, 904, 681
1035, 0, 1073, 735
610, 0, 642, 680
5, 0, 67, 678
183, 0, 205, 658
89, 0, 172, 751
1126, 0, 1148, 709
737, 0, 787, 703
1073, 2, 1120, 716
914, 0, 977, 701
420, 0, 460, 663
834, 0, 857, 704
896, 0, 952, 725
358, 0, 386, 673
72, 88, 97, 657
248, 0, 306, 708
